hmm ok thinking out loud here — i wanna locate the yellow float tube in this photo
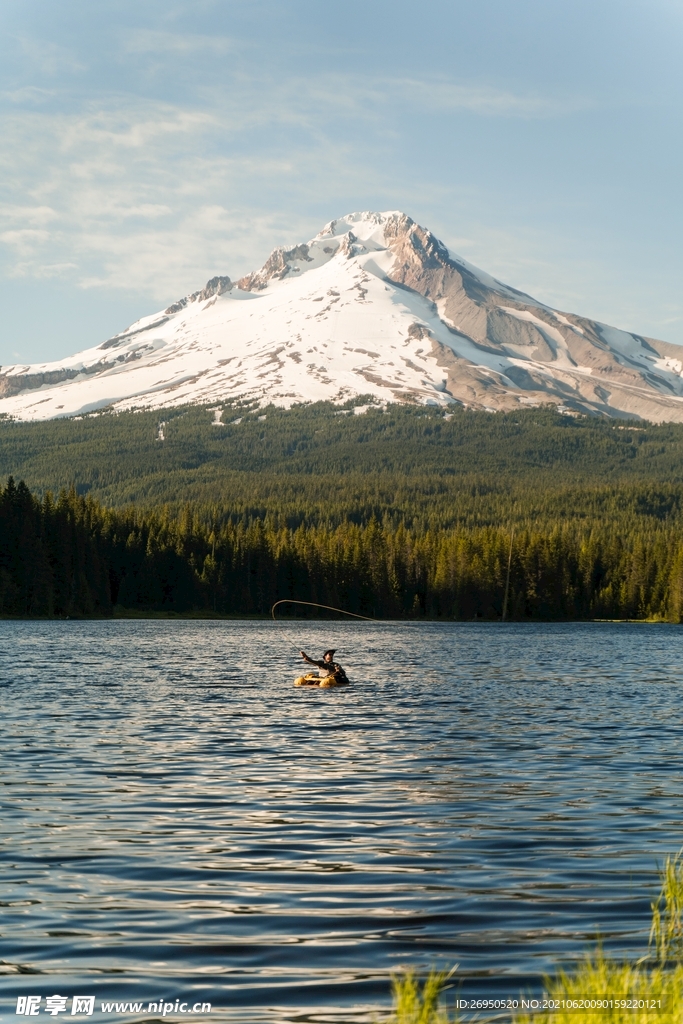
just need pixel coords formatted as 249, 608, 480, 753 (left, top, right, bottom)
294, 673, 348, 688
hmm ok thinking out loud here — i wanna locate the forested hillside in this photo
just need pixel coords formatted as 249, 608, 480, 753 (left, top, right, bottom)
4, 403, 683, 620
3, 401, 683, 528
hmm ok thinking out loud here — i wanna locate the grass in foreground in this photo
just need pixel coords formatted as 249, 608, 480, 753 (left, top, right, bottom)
388, 853, 683, 1023
387, 969, 455, 1024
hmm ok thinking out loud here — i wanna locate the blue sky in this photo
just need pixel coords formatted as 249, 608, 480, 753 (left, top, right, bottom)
1, 0, 682, 364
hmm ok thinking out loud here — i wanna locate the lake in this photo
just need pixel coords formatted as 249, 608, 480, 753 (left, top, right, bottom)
1, 620, 682, 1022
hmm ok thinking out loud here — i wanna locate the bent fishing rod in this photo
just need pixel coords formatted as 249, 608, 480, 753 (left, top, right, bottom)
271, 599, 377, 622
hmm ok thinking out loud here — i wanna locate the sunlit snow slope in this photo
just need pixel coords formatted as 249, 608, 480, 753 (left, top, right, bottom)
3, 211, 683, 421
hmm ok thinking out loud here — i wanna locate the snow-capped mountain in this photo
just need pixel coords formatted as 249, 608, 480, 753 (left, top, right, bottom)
3, 210, 683, 421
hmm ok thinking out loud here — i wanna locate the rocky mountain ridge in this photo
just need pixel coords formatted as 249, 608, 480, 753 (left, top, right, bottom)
2, 210, 683, 421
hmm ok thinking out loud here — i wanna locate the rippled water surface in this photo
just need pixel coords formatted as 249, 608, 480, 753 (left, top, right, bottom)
2, 621, 683, 1021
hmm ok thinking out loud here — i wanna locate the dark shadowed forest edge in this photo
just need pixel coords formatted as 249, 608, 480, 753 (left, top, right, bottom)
4, 400, 683, 619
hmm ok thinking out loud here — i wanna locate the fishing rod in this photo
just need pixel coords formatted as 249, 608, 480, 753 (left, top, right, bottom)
271, 600, 377, 662
271, 599, 377, 622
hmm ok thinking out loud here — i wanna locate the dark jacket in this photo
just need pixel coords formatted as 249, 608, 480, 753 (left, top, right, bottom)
301, 653, 349, 683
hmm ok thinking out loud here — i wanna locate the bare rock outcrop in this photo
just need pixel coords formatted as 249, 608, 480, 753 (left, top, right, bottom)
165, 275, 233, 314
238, 244, 313, 291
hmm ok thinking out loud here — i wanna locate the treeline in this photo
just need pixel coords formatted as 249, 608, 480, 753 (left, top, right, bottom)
3, 477, 683, 621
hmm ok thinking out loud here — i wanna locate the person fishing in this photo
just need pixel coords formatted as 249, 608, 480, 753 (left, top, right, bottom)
299, 648, 349, 685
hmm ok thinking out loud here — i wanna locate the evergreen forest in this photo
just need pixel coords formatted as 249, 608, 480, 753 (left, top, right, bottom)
3, 401, 683, 620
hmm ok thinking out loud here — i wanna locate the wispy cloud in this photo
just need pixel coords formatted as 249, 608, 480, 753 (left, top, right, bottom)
385, 78, 590, 117
122, 29, 238, 56
15, 34, 87, 76
0, 59, 595, 307
11, 260, 78, 280
1, 86, 57, 105
296, 75, 589, 121
0, 98, 324, 298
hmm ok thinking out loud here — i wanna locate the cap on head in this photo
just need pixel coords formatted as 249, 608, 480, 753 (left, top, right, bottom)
323, 649, 336, 659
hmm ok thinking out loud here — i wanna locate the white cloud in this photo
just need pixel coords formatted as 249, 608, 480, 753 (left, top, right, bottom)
0, 204, 59, 225
0, 228, 52, 250
118, 204, 173, 218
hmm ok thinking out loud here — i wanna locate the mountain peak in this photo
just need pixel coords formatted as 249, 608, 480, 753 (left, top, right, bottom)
234, 211, 417, 293
317, 210, 413, 242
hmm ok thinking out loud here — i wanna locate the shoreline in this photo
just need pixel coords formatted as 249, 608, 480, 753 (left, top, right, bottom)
0, 612, 676, 624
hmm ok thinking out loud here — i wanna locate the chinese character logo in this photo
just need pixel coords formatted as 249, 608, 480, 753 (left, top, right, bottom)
71, 998, 94, 1017
16, 996, 95, 1017
16, 997, 42, 1016
45, 997, 68, 1016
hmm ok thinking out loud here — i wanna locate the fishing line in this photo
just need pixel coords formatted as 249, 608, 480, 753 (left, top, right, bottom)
271, 599, 377, 622
270, 600, 377, 654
